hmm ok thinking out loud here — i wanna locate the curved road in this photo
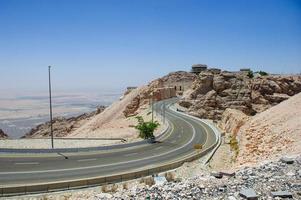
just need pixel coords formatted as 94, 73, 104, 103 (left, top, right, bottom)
0, 98, 218, 193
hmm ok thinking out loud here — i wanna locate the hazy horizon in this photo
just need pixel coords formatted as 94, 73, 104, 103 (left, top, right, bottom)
0, 0, 300, 93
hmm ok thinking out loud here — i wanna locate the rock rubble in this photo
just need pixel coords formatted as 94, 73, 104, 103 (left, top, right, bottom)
93, 156, 300, 200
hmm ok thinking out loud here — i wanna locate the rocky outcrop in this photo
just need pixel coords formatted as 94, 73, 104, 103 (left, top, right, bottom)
123, 95, 141, 117
179, 70, 301, 120
123, 71, 197, 117
23, 106, 106, 138
218, 108, 250, 136
0, 129, 8, 139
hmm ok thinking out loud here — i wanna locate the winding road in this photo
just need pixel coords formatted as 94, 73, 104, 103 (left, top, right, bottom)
0, 98, 219, 196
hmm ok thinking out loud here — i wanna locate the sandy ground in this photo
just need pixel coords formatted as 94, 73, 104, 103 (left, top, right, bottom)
235, 92, 301, 167
68, 86, 166, 142
68, 88, 144, 139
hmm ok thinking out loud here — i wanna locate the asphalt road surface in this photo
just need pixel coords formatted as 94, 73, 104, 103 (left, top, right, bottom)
0, 98, 217, 187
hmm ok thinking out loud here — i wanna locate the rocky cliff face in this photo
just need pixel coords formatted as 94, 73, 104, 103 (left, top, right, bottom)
179, 70, 301, 120
218, 108, 250, 136
123, 71, 197, 117
0, 129, 8, 139
23, 106, 106, 138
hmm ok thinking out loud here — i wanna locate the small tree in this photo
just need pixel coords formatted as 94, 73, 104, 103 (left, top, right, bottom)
258, 71, 268, 76
247, 70, 254, 78
135, 116, 159, 139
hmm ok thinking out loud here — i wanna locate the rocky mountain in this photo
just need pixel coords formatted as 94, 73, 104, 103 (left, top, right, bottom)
179, 69, 301, 120
23, 106, 106, 138
0, 129, 8, 139
123, 71, 197, 117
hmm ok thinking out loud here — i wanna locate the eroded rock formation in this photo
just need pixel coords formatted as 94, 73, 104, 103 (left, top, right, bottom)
179, 70, 301, 120
123, 71, 197, 117
218, 108, 250, 136
23, 106, 106, 138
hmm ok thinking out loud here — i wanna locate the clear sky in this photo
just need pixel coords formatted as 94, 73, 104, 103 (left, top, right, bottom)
0, 0, 300, 93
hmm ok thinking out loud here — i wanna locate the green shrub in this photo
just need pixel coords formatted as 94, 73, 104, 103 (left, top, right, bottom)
135, 116, 159, 139
247, 70, 254, 78
229, 135, 239, 161
258, 71, 268, 76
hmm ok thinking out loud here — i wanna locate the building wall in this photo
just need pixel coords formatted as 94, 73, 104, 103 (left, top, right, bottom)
153, 87, 177, 101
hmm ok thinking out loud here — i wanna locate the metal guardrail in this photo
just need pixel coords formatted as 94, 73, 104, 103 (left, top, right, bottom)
0, 140, 218, 197
0, 100, 221, 197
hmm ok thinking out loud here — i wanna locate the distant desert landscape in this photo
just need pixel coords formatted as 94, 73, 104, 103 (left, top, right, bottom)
0, 90, 121, 138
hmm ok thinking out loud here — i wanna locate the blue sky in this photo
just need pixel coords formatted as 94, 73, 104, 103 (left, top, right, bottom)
0, 0, 300, 93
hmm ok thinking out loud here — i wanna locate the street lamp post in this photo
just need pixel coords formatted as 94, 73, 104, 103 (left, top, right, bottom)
163, 100, 165, 124
151, 94, 154, 123
48, 66, 54, 149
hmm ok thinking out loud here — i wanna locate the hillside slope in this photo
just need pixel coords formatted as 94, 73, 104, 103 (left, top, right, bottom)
69, 85, 149, 139
70, 71, 196, 139
236, 92, 301, 166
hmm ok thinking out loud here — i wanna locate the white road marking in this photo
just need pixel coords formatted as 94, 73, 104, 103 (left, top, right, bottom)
14, 162, 39, 165
125, 152, 139, 157
77, 158, 97, 162
155, 146, 163, 150
1, 104, 197, 175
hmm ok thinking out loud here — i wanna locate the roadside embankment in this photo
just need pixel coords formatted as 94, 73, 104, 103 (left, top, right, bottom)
236, 92, 301, 167
210, 92, 301, 170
